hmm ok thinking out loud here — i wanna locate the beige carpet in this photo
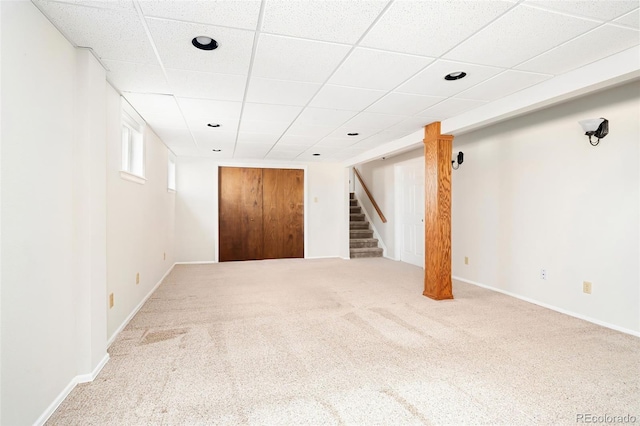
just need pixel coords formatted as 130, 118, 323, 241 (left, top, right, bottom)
48, 258, 639, 425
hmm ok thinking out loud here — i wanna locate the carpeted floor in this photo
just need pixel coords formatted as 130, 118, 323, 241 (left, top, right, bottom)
48, 258, 639, 425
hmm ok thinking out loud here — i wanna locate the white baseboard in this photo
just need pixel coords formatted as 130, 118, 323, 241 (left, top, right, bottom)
305, 255, 341, 260
453, 276, 640, 338
33, 352, 110, 426
33, 377, 78, 426
76, 353, 110, 384
107, 264, 175, 347
174, 260, 217, 265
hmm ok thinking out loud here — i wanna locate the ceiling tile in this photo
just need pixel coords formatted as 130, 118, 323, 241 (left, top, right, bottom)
444, 5, 600, 68
614, 8, 640, 29
140, 0, 261, 30
309, 85, 386, 111
524, 1, 638, 21
33, 0, 157, 64
361, 0, 515, 57
103, 60, 170, 93
123, 93, 187, 129
262, 0, 389, 44
341, 112, 407, 131
236, 133, 280, 145
269, 144, 308, 153
242, 103, 302, 123
285, 123, 336, 139
234, 142, 272, 159
35, 0, 132, 10
146, 18, 254, 74
516, 25, 640, 75
247, 78, 321, 106
418, 98, 488, 120
314, 137, 359, 148
277, 135, 320, 146
152, 127, 196, 153
191, 130, 237, 150
265, 151, 301, 160
397, 60, 504, 97
177, 98, 242, 129
367, 93, 445, 116
329, 48, 434, 90
455, 70, 552, 102
294, 107, 358, 127
166, 69, 246, 101
252, 34, 351, 83
239, 120, 291, 135
326, 127, 374, 141
385, 116, 439, 135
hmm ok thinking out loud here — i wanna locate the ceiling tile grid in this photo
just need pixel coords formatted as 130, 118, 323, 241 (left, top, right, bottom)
33, 0, 158, 64
360, 0, 517, 57
32, 0, 640, 163
444, 5, 602, 68
251, 34, 352, 83
139, 0, 261, 30
261, 0, 390, 44
166, 69, 247, 101
146, 18, 255, 74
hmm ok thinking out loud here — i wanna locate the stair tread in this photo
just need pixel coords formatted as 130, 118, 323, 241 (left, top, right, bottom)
349, 238, 378, 242
349, 247, 383, 252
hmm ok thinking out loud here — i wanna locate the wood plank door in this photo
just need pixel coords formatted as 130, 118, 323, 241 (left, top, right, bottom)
263, 168, 304, 259
219, 167, 264, 261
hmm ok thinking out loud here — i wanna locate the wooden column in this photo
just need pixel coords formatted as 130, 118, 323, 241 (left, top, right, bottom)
423, 122, 454, 300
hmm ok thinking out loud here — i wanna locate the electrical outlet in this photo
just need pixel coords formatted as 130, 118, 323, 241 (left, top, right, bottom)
136, 273, 140, 284
109, 293, 114, 308
540, 269, 547, 280
583, 281, 592, 294
464, 256, 469, 265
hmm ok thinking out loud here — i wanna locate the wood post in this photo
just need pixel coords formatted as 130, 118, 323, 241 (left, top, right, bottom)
423, 122, 454, 300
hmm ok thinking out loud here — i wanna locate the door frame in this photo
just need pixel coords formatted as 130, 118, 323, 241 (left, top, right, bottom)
394, 156, 425, 268
214, 162, 308, 263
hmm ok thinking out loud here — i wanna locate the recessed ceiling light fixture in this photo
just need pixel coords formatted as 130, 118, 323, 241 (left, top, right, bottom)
347, 132, 359, 136
207, 123, 221, 128
312, 153, 321, 156
192, 36, 218, 51
212, 149, 222, 152
444, 71, 467, 81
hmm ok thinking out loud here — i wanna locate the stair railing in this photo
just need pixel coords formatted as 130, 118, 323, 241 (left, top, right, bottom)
353, 167, 387, 223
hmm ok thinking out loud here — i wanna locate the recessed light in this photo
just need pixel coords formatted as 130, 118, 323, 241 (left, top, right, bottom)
207, 123, 221, 128
347, 132, 359, 136
444, 71, 467, 81
212, 149, 222, 152
312, 153, 321, 156
192, 36, 218, 51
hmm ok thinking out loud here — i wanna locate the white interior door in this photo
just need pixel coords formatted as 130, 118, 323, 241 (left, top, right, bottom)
398, 159, 425, 268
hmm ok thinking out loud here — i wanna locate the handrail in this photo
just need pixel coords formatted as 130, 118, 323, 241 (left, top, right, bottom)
353, 168, 387, 223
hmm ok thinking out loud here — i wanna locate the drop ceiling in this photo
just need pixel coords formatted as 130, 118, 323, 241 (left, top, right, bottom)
33, 0, 640, 163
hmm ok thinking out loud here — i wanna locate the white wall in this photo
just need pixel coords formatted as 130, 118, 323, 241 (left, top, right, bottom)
106, 87, 175, 340
1, 2, 82, 424
356, 148, 423, 259
452, 81, 640, 333
175, 159, 348, 262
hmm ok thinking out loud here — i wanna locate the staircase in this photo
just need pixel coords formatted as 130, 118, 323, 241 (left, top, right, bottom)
349, 193, 383, 258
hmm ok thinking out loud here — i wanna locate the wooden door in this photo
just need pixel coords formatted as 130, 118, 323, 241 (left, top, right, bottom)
219, 167, 264, 261
219, 167, 304, 261
263, 168, 304, 259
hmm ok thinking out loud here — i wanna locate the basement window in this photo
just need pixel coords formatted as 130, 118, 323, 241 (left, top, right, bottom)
168, 156, 176, 191
120, 99, 146, 184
